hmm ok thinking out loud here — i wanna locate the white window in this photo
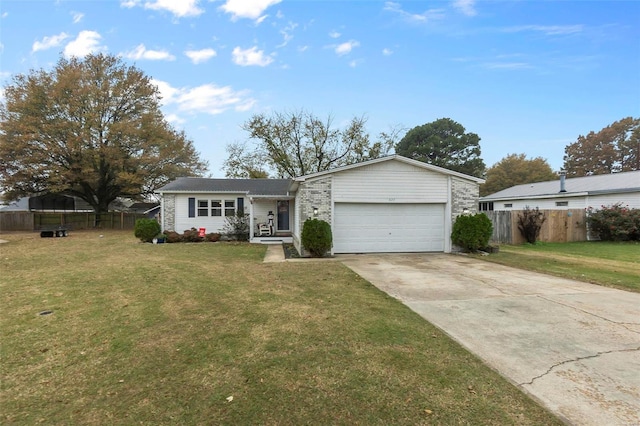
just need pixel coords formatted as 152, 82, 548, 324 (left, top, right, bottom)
225, 200, 235, 216
197, 200, 208, 216
211, 200, 222, 217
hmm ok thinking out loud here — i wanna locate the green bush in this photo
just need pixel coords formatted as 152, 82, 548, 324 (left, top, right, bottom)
301, 218, 332, 257
517, 207, 546, 244
451, 213, 493, 252
587, 203, 640, 241
134, 218, 161, 243
222, 212, 250, 241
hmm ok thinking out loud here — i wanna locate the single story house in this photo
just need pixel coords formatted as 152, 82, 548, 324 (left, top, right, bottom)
0, 193, 94, 212
157, 155, 485, 255
479, 170, 640, 211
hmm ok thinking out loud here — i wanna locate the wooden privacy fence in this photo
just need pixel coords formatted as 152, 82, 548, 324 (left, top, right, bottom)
484, 209, 588, 245
0, 211, 146, 232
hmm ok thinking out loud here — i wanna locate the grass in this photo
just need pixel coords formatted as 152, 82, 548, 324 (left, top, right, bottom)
0, 231, 562, 425
478, 241, 640, 292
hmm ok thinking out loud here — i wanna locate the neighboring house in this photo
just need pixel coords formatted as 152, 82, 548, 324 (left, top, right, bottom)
479, 170, 640, 211
157, 155, 484, 255
128, 202, 160, 219
0, 194, 94, 212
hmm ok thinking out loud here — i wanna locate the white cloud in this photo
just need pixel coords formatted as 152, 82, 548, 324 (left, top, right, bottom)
383, 1, 445, 23
164, 113, 186, 124
334, 40, 359, 56
382, 48, 393, 56
452, 0, 476, 17
277, 21, 298, 48
71, 11, 84, 23
219, 0, 281, 21
1, 12, 8, 18
232, 46, 273, 67
152, 79, 256, 115
121, 0, 203, 18
63, 31, 105, 58
185, 48, 217, 64
502, 25, 584, 36
124, 44, 176, 61
32, 32, 69, 52
482, 62, 532, 70
329, 30, 341, 39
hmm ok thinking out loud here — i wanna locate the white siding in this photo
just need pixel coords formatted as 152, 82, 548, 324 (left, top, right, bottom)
587, 193, 640, 210
332, 160, 448, 203
253, 200, 276, 226
173, 193, 246, 233
491, 191, 640, 211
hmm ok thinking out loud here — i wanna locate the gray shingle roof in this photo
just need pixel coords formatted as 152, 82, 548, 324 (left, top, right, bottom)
156, 177, 293, 196
481, 170, 640, 201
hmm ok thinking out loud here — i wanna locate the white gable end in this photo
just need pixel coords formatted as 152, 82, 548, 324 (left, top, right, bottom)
332, 159, 449, 203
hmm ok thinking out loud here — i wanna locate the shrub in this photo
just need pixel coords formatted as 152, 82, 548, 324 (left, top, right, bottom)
182, 228, 204, 242
517, 207, 546, 244
205, 232, 221, 242
223, 212, 250, 241
134, 218, 161, 243
301, 218, 332, 257
165, 231, 183, 243
451, 213, 493, 252
587, 203, 640, 241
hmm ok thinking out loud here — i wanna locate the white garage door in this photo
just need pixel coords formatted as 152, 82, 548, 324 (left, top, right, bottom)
333, 203, 445, 253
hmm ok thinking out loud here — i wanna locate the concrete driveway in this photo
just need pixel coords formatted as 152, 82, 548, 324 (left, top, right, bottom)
339, 253, 640, 426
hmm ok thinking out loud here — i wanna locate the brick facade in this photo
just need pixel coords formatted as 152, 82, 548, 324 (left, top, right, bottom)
162, 194, 176, 231
451, 177, 480, 221
294, 176, 332, 256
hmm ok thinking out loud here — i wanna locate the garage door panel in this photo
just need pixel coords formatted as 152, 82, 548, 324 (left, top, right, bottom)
334, 203, 445, 253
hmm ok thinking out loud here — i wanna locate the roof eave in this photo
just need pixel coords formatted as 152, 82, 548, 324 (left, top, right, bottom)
294, 154, 485, 183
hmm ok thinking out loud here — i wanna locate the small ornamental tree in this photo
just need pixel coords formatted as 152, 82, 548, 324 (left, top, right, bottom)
587, 203, 640, 241
134, 218, 161, 243
517, 207, 546, 244
223, 212, 250, 241
451, 213, 493, 252
301, 218, 332, 257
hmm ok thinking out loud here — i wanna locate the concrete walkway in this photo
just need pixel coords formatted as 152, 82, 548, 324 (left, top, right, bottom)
339, 253, 640, 426
263, 243, 286, 263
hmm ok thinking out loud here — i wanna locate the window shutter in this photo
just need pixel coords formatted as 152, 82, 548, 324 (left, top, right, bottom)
188, 197, 195, 217
237, 197, 244, 215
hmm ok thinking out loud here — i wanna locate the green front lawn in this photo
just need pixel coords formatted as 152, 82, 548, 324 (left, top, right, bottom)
479, 241, 640, 292
0, 231, 561, 425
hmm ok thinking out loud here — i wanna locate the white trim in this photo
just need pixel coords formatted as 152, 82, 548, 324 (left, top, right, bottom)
445, 176, 452, 253
294, 155, 485, 184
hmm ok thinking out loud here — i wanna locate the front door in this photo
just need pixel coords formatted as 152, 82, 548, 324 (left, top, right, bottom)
277, 200, 290, 231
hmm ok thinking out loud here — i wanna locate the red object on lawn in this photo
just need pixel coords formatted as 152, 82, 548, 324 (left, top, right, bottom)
198, 227, 206, 237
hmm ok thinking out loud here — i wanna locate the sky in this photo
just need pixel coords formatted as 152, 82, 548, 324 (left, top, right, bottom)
1, 0, 639, 177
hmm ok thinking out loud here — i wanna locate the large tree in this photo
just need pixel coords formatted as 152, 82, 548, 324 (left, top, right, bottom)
563, 117, 639, 177
224, 110, 399, 178
395, 118, 485, 177
480, 153, 557, 196
0, 54, 207, 215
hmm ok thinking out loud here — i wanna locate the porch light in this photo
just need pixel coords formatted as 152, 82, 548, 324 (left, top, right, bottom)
312, 206, 319, 216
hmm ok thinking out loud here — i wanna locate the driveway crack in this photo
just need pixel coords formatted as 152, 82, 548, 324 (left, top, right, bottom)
537, 295, 640, 334
521, 346, 640, 386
